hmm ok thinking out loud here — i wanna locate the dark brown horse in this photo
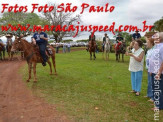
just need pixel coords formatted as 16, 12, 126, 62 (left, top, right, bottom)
6, 38, 14, 60
11, 37, 57, 82
0, 43, 5, 60
88, 39, 96, 60
115, 41, 126, 62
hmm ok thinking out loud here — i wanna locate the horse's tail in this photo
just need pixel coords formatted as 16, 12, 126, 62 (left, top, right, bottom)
50, 46, 57, 74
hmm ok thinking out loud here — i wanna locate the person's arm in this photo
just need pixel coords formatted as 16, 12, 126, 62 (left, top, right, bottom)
32, 34, 36, 45
130, 51, 144, 62
32, 38, 36, 45
41, 33, 48, 41
157, 62, 163, 76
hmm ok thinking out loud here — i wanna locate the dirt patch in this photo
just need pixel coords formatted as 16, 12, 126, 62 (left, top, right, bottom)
0, 60, 70, 122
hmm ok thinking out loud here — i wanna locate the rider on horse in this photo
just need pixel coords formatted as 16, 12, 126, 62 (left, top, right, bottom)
87, 32, 96, 51
128, 30, 141, 51
103, 33, 108, 51
114, 33, 123, 53
6, 34, 13, 52
32, 25, 48, 66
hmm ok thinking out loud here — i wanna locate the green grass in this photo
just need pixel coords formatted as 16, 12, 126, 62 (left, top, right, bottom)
21, 50, 163, 122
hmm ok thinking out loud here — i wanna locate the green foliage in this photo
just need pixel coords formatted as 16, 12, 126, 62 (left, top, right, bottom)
154, 17, 163, 32
96, 41, 103, 52
140, 36, 146, 43
0, 12, 48, 36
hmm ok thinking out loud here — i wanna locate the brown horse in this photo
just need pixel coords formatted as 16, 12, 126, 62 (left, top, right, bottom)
89, 39, 96, 60
11, 37, 57, 82
0, 43, 5, 60
6, 38, 14, 60
115, 41, 126, 62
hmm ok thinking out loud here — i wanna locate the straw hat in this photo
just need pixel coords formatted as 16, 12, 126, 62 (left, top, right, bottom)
5, 33, 13, 38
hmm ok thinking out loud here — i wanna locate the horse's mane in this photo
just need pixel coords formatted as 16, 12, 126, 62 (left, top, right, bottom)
20, 38, 33, 47
0, 42, 4, 47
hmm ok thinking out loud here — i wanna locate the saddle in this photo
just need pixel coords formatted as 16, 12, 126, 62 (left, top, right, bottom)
33, 45, 53, 57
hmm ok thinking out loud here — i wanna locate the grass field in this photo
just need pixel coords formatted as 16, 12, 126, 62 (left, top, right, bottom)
21, 50, 163, 122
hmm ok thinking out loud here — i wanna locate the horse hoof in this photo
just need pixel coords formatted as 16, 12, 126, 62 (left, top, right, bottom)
34, 80, 37, 83
50, 73, 52, 75
54, 73, 57, 75
26, 80, 30, 82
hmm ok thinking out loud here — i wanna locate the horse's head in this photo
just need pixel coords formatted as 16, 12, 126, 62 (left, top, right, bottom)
11, 37, 24, 52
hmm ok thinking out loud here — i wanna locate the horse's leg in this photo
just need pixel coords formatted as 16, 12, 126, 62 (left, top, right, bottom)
33, 62, 37, 82
122, 53, 124, 62
47, 59, 52, 75
94, 51, 96, 60
8, 51, 10, 60
0, 52, 2, 60
106, 51, 109, 60
27, 63, 32, 82
102, 51, 105, 60
51, 54, 57, 75
117, 53, 120, 62
108, 49, 110, 60
105, 51, 107, 60
116, 53, 118, 61
3, 50, 5, 60
108, 52, 109, 60
11, 51, 14, 60
90, 51, 92, 60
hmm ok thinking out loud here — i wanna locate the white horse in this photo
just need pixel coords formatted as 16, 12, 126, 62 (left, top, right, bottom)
103, 37, 110, 60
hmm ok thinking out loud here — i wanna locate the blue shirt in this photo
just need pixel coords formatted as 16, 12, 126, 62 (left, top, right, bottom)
33, 32, 48, 44
132, 33, 141, 40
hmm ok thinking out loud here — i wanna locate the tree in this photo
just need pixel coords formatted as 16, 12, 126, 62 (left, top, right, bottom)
154, 17, 163, 32
0, 12, 43, 36
42, 3, 81, 42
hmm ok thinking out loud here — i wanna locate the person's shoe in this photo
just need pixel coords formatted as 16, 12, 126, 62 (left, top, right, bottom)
151, 106, 159, 110
135, 92, 140, 96
42, 62, 46, 66
130, 90, 136, 93
148, 99, 154, 102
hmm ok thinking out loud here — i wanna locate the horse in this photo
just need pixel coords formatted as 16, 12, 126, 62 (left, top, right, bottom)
11, 37, 57, 82
0, 43, 5, 60
103, 41, 110, 60
6, 39, 14, 60
115, 41, 126, 62
88, 38, 96, 60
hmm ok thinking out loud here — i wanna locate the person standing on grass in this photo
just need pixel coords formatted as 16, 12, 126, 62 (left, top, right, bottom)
63, 43, 66, 53
148, 32, 163, 110
126, 40, 144, 96
67, 43, 71, 53
144, 38, 155, 102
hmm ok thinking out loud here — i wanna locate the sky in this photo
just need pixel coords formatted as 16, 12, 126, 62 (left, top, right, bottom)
0, 0, 163, 42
